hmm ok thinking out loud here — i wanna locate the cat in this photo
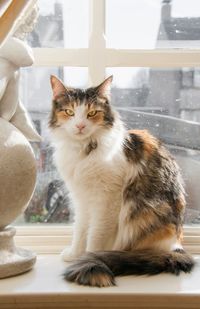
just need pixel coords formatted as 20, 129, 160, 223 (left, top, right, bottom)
49, 75, 194, 287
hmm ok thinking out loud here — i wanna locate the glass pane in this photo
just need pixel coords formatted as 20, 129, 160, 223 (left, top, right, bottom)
106, 0, 200, 49
15, 67, 88, 225
27, 0, 89, 48
107, 67, 200, 225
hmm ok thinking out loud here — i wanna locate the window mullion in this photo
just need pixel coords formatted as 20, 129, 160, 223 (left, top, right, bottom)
32, 48, 88, 67
32, 48, 200, 68
88, 0, 106, 85
105, 49, 200, 68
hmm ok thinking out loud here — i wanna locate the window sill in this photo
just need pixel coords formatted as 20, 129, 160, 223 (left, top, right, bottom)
15, 225, 200, 254
0, 255, 200, 309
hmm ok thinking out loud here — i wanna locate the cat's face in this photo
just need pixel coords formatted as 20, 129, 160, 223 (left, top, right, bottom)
49, 76, 115, 140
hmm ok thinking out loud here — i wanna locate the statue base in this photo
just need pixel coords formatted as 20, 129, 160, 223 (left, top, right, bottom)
0, 226, 36, 279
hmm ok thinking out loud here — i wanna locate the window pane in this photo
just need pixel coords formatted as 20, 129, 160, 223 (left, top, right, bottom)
106, 0, 200, 49
107, 67, 200, 225
15, 67, 88, 225
27, 0, 89, 48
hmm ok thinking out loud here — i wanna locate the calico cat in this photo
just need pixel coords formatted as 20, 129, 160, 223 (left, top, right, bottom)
49, 75, 194, 287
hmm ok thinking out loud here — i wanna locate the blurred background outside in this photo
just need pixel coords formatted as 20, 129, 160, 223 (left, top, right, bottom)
16, 0, 200, 225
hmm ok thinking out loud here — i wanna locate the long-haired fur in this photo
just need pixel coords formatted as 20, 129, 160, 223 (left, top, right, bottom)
49, 75, 195, 287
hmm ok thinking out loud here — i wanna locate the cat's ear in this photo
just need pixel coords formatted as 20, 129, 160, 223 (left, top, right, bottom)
95, 75, 113, 98
50, 75, 66, 99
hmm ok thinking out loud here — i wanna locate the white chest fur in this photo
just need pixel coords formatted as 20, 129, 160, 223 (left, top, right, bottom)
55, 134, 127, 195
53, 122, 127, 191
51, 123, 132, 254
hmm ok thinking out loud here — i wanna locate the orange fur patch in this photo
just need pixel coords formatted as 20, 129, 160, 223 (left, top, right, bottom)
89, 111, 104, 124
129, 129, 159, 159
135, 223, 176, 250
175, 196, 185, 244
56, 110, 71, 124
177, 228, 183, 244
176, 195, 185, 214
128, 202, 172, 234
120, 203, 174, 251
90, 273, 114, 287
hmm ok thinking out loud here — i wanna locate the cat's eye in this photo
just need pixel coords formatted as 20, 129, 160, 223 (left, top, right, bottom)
65, 109, 74, 116
87, 110, 97, 118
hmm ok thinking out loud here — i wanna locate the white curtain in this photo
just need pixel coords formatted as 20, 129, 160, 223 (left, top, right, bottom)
0, 0, 37, 47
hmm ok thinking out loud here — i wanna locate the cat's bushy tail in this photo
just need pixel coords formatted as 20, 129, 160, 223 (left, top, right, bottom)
63, 249, 195, 287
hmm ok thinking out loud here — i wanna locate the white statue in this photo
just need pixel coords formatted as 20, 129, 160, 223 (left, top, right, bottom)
0, 1, 41, 278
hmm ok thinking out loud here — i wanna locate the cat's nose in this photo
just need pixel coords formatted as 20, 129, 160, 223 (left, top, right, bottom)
76, 123, 86, 131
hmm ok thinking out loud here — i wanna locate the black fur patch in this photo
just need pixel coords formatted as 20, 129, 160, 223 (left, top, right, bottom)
123, 133, 144, 163
85, 140, 98, 155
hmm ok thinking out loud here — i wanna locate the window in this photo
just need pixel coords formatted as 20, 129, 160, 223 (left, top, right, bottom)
15, 0, 200, 253
106, 0, 200, 49
106, 67, 200, 225
27, 0, 89, 48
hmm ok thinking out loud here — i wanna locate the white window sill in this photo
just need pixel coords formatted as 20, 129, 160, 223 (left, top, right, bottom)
15, 226, 200, 255
0, 255, 200, 309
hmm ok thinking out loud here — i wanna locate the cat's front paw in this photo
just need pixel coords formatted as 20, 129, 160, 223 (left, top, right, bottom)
61, 248, 81, 262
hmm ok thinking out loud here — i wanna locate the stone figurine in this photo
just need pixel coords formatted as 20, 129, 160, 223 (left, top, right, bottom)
0, 2, 40, 278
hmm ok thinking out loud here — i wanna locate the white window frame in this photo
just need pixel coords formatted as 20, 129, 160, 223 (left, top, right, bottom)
15, 0, 200, 253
